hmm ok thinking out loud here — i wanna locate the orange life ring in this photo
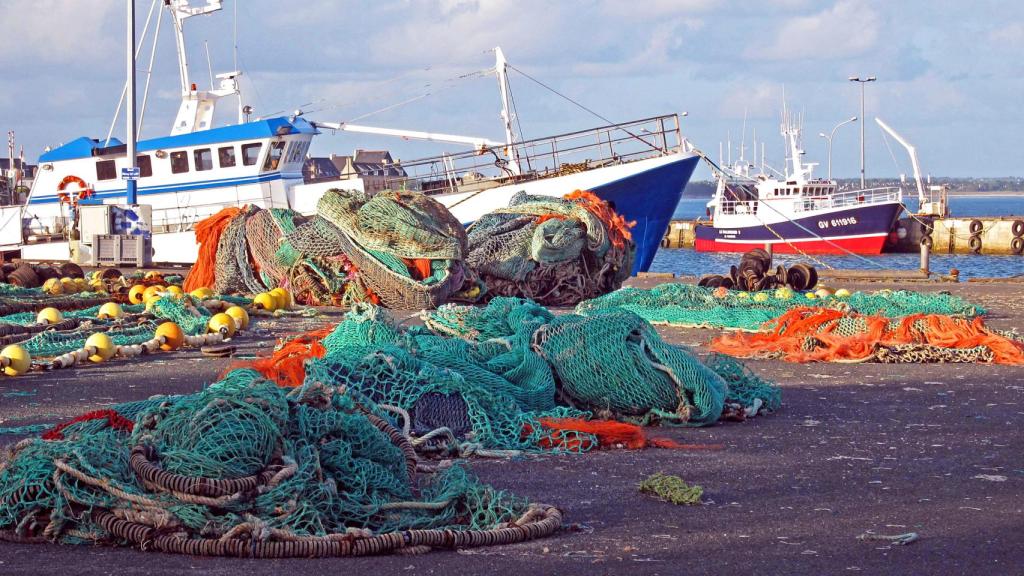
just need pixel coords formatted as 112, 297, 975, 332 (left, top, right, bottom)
57, 175, 92, 204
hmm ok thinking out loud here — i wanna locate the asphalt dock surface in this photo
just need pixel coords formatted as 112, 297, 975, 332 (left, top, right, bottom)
1, 279, 1022, 575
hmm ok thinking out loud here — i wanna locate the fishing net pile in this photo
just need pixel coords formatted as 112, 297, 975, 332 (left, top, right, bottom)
244, 297, 781, 456
0, 369, 561, 557
184, 189, 469, 308
463, 191, 635, 306
710, 307, 1024, 364
576, 283, 984, 332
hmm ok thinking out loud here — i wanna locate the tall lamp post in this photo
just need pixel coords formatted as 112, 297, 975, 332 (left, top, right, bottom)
848, 76, 875, 188
817, 116, 857, 181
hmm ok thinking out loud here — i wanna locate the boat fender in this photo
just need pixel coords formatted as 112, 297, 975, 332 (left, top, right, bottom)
968, 235, 982, 254
1011, 236, 1024, 256
1012, 220, 1024, 238
969, 219, 983, 234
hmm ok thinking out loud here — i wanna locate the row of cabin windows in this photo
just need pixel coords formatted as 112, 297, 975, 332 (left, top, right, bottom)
771, 186, 833, 197
94, 142, 265, 181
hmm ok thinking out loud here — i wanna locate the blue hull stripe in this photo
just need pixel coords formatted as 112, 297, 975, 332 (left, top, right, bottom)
590, 155, 699, 274
28, 172, 292, 205
695, 203, 903, 242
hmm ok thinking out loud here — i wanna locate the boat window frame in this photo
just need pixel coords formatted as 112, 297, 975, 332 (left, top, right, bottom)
242, 143, 262, 166
136, 154, 152, 178
263, 140, 286, 171
193, 148, 214, 172
169, 150, 190, 174
218, 146, 236, 168
95, 159, 117, 181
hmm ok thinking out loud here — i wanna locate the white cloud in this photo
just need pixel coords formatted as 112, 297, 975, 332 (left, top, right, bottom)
990, 22, 1024, 47
745, 0, 880, 61
0, 0, 118, 65
718, 82, 783, 119
598, 0, 720, 20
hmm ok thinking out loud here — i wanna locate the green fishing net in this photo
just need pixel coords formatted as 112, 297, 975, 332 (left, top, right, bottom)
576, 283, 983, 332
0, 369, 535, 550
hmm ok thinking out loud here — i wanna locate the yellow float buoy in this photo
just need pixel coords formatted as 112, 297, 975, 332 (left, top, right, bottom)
225, 306, 250, 330
815, 288, 834, 299
97, 302, 124, 320
85, 332, 116, 363
737, 291, 750, 299
805, 292, 817, 300
189, 287, 214, 300
74, 277, 88, 291
37, 307, 63, 325
42, 277, 64, 295
774, 286, 795, 300
753, 292, 769, 303
144, 271, 163, 281
155, 322, 185, 351
144, 294, 162, 312
128, 284, 147, 304
166, 285, 184, 298
834, 288, 852, 298
0, 344, 31, 376
269, 287, 291, 310
60, 277, 77, 294
208, 313, 236, 338
253, 292, 277, 312
143, 285, 165, 301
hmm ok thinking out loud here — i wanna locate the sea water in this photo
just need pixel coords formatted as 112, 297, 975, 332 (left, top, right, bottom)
650, 195, 1024, 279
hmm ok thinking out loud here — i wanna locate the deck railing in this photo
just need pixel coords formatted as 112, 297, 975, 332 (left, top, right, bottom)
717, 186, 901, 216
377, 114, 685, 196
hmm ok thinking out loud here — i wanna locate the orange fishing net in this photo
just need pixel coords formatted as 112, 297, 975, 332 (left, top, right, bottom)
710, 307, 1024, 364
565, 189, 634, 249
530, 417, 723, 452
233, 325, 336, 387
183, 206, 243, 292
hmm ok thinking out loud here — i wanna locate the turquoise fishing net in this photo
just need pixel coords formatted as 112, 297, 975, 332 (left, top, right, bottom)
310, 297, 777, 442
576, 283, 984, 331
0, 369, 532, 546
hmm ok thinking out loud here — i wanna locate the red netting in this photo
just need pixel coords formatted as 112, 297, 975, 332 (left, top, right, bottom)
232, 325, 336, 387
711, 307, 1024, 364
183, 206, 243, 292
42, 409, 134, 441
564, 189, 634, 249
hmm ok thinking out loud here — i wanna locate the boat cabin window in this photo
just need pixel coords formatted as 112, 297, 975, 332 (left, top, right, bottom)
286, 140, 309, 165
194, 148, 213, 172
170, 151, 189, 174
137, 155, 152, 178
95, 160, 117, 181
263, 141, 286, 171
218, 146, 236, 168
242, 143, 262, 166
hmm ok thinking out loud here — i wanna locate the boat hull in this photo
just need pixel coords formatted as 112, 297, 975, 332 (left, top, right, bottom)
695, 202, 903, 255
439, 152, 699, 273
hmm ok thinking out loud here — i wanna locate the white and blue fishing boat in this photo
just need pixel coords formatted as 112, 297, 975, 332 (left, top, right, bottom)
0, 0, 698, 273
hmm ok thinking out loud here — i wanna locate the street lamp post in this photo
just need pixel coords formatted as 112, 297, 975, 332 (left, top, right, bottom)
817, 116, 857, 181
848, 76, 875, 188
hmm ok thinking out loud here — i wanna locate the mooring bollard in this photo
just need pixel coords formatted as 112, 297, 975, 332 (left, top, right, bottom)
920, 235, 930, 275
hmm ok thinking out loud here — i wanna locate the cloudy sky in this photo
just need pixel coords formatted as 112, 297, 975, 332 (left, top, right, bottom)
1, 0, 1022, 178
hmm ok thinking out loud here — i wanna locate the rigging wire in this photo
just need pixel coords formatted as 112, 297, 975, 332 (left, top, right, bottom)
301, 67, 492, 123
505, 63, 661, 152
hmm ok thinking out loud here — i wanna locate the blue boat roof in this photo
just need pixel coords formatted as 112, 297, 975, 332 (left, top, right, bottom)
39, 116, 318, 163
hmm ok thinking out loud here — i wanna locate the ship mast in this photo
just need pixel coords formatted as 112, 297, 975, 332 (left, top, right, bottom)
167, 1, 243, 134
493, 47, 522, 176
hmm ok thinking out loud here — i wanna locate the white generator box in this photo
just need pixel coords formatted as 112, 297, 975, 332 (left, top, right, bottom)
80, 205, 113, 244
